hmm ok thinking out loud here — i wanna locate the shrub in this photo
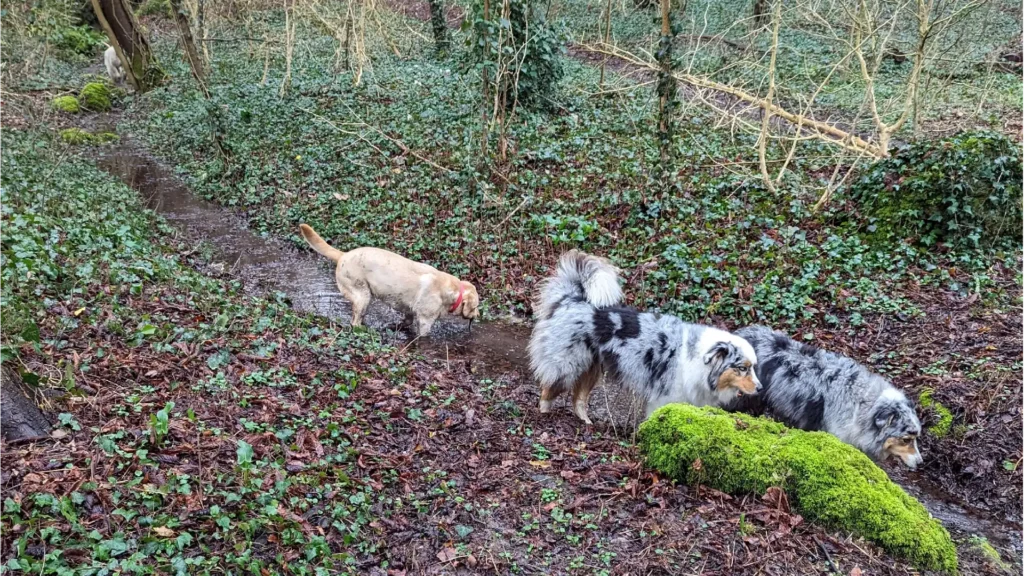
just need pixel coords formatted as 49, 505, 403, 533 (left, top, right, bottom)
464, 0, 565, 109
849, 130, 1023, 247
52, 95, 80, 113
49, 25, 106, 56
79, 82, 112, 111
638, 405, 958, 573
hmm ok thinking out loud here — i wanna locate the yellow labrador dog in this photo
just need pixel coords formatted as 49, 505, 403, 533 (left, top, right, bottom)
299, 224, 480, 336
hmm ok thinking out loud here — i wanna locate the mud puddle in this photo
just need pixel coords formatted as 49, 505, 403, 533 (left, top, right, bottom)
96, 142, 1019, 556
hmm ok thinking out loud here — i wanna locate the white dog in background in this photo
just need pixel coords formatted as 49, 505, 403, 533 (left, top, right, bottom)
104, 46, 125, 85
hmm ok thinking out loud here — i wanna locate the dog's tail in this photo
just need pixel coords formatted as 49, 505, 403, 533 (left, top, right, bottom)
534, 250, 622, 318
298, 224, 344, 263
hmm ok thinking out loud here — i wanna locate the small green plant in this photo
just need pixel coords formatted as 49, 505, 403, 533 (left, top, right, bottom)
638, 405, 957, 573
52, 95, 80, 113
236, 439, 254, 485
918, 388, 953, 438
79, 82, 113, 111
849, 131, 1023, 247
967, 535, 1011, 573
149, 402, 174, 445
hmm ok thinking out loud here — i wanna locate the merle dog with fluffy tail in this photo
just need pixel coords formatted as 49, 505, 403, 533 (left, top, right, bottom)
731, 326, 923, 468
529, 250, 761, 425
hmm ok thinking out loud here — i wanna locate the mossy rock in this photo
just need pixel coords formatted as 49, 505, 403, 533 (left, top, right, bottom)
80, 82, 112, 111
919, 389, 953, 438
52, 96, 80, 114
60, 128, 119, 145
638, 405, 958, 573
849, 130, 1022, 247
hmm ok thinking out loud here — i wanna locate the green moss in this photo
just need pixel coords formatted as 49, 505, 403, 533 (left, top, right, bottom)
60, 128, 92, 145
79, 82, 112, 111
60, 128, 119, 145
919, 389, 954, 438
638, 405, 958, 573
52, 96, 80, 113
968, 535, 1011, 573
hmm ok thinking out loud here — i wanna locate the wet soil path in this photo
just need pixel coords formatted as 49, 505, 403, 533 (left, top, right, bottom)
96, 142, 1021, 557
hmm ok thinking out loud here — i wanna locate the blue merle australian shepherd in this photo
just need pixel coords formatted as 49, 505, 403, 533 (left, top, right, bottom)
528, 250, 761, 425
730, 325, 923, 468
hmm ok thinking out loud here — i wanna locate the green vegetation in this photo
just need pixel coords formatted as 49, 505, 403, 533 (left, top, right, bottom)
638, 405, 958, 573
59, 127, 118, 145
51, 95, 80, 113
850, 131, 1023, 247
464, 0, 566, 109
132, 40, 1019, 327
136, 0, 171, 17
919, 388, 954, 438
80, 81, 112, 111
49, 24, 106, 56
968, 535, 1013, 573
1, 127, 404, 575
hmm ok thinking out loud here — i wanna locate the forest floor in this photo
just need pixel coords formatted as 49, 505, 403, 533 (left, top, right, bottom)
1, 3, 1022, 575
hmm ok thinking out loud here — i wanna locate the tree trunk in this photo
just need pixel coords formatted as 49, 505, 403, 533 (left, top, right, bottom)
169, 0, 209, 95
0, 366, 52, 442
655, 0, 677, 182
91, 0, 164, 92
428, 0, 450, 56
752, 0, 769, 29
198, 0, 210, 69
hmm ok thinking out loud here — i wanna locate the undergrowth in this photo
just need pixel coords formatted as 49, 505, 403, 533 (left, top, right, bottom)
130, 34, 1020, 329
0, 128, 405, 575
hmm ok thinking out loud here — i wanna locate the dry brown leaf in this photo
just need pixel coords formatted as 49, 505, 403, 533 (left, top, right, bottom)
436, 547, 457, 563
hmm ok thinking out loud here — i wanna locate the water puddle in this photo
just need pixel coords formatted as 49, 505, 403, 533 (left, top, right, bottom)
96, 141, 1020, 556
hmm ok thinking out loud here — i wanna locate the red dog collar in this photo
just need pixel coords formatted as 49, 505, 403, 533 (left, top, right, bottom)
449, 284, 465, 314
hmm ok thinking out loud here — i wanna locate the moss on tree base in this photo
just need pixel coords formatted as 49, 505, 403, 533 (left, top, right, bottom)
638, 405, 957, 573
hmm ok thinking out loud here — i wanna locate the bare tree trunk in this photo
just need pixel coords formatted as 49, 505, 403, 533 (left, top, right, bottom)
0, 366, 52, 442
757, 0, 781, 193
169, 0, 209, 95
655, 0, 677, 182
198, 0, 210, 68
752, 0, 769, 29
280, 0, 296, 97
90, 0, 164, 92
343, 9, 353, 71
428, 0, 450, 56
599, 0, 612, 90
481, 0, 491, 158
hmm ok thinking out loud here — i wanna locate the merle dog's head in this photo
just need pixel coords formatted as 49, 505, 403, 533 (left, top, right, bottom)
869, 387, 923, 469
704, 339, 761, 401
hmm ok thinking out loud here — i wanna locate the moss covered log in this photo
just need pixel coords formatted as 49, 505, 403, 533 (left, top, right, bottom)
638, 405, 957, 573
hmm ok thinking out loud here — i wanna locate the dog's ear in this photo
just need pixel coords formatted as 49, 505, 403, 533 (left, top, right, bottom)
874, 407, 896, 431
703, 342, 733, 365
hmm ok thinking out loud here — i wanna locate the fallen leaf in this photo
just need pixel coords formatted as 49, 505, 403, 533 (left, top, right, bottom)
153, 526, 176, 537
559, 470, 576, 480
529, 460, 551, 468
436, 547, 457, 563
850, 567, 862, 576
73, 307, 86, 316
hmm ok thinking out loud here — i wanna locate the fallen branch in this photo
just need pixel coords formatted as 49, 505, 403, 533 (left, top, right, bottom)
576, 42, 886, 158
